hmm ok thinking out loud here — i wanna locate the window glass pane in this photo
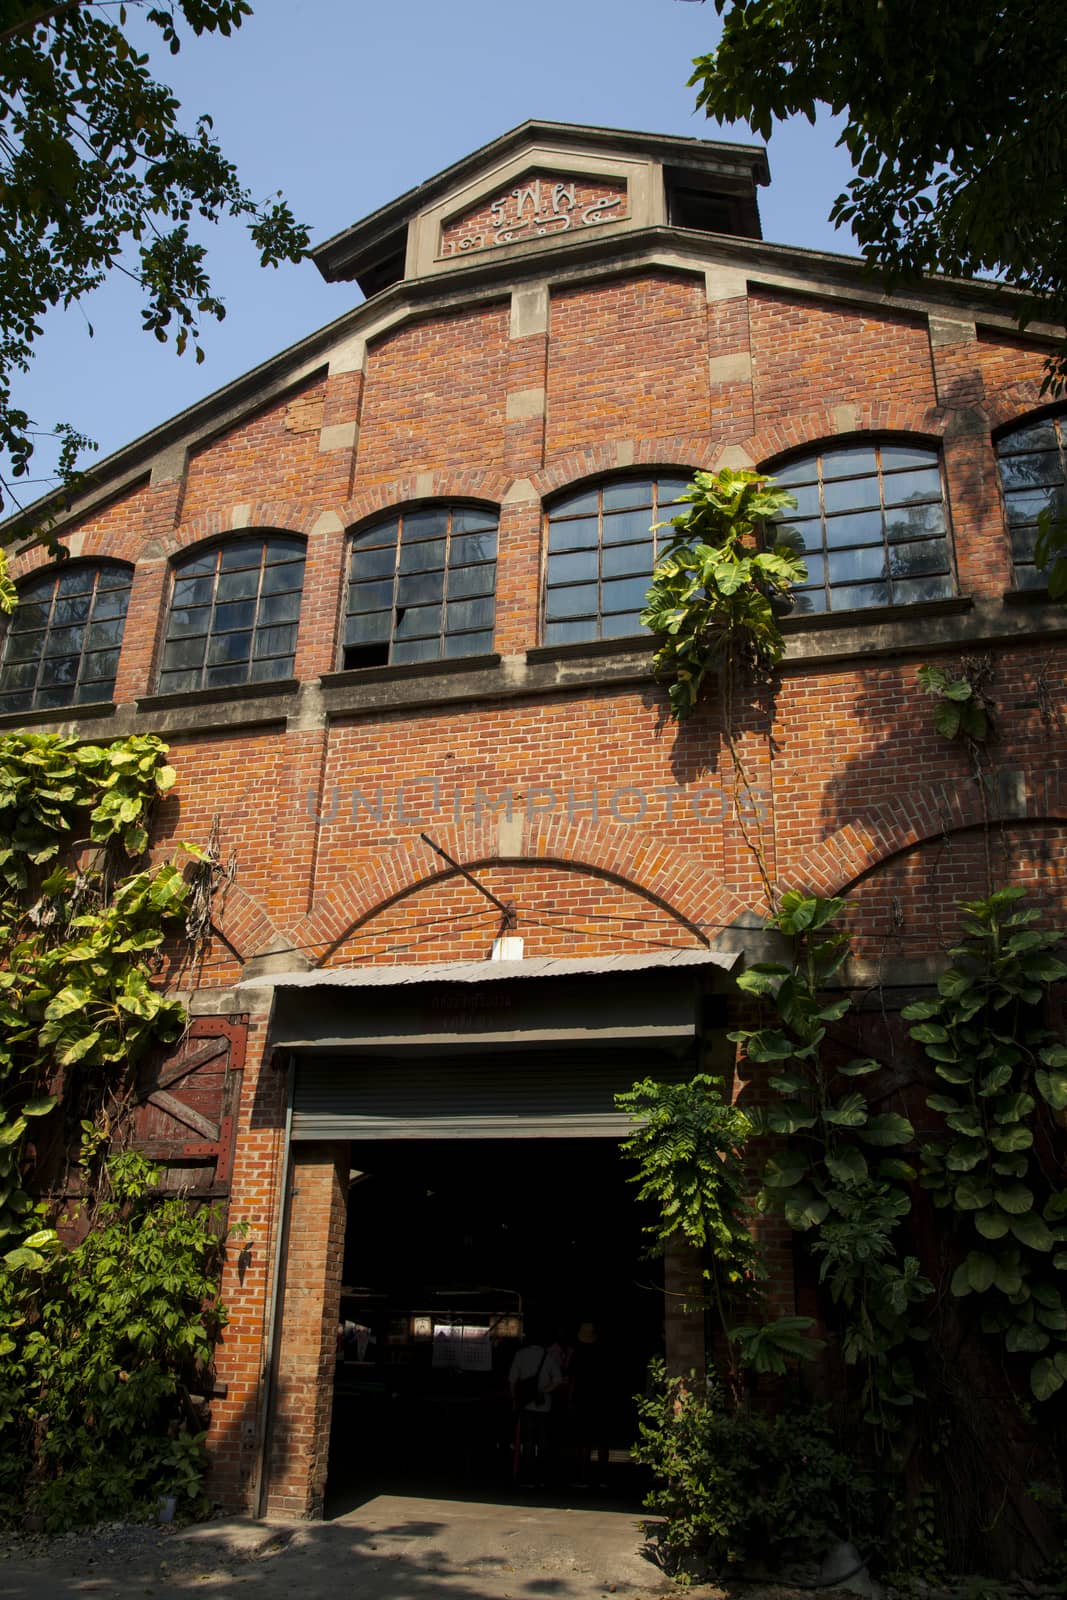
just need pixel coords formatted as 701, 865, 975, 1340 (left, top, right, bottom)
882, 465, 943, 507
6, 632, 42, 663
997, 421, 1058, 455
173, 576, 214, 608
602, 479, 655, 511
392, 636, 442, 664
548, 551, 598, 585
219, 541, 263, 572
40, 656, 78, 687
53, 595, 92, 626
890, 573, 954, 604
204, 662, 248, 688
1, 661, 36, 690
880, 444, 938, 472
544, 618, 597, 645
250, 655, 294, 682
451, 507, 497, 533
350, 579, 394, 614
798, 553, 826, 588
253, 624, 297, 660
10, 602, 50, 632
96, 565, 131, 592
207, 631, 252, 666
92, 588, 129, 621
43, 626, 84, 658
451, 531, 497, 565
546, 583, 596, 620
827, 547, 886, 584
821, 445, 879, 479
602, 508, 655, 544
398, 539, 445, 574
168, 606, 211, 638
550, 488, 599, 517
776, 519, 822, 553
602, 542, 653, 580
601, 611, 645, 638
402, 508, 449, 541
447, 563, 495, 599
36, 685, 76, 709
260, 560, 305, 596
80, 649, 119, 685
176, 552, 217, 578
824, 510, 884, 548
824, 474, 880, 514
602, 575, 653, 613
263, 538, 304, 564
345, 611, 391, 646
655, 477, 693, 504
353, 518, 398, 549
787, 482, 821, 518
998, 452, 1064, 492
887, 539, 949, 578
770, 458, 819, 488
444, 630, 494, 657
792, 589, 828, 615
163, 636, 208, 672
548, 516, 598, 552
836, 581, 890, 609
0, 690, 34, 713
886, 502, 947, 541
397, 570, 444, 607
56, 568, 94, 597
1014, 563, 1047, 590
446, 596, 494, 632
214, 600, 256, 633
157, 669, 200, 694
395, 604, 442, 640
1005, 486, 1063, 526
86, 618, 124, 650
350, 544, 396, 581
260, 591, 302, 625
216, 567, 261, 602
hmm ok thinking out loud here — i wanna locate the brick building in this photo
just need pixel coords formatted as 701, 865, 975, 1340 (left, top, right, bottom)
3, 121, 1066, 1518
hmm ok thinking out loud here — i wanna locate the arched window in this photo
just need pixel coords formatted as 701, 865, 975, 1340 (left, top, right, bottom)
343, 505, 497, 669
543, 474, 692, 645
995, 414, 1067, 589
0, 561, 132, 716
159, 534, 305, 693
773, 442, 953, 614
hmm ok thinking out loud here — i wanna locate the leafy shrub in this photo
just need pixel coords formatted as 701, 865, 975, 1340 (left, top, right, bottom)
0, 1152, 227, 1530
634, 1360, 871, 1581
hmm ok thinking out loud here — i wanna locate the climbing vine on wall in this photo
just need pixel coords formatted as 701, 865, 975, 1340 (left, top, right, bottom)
0, 731, 195, 1253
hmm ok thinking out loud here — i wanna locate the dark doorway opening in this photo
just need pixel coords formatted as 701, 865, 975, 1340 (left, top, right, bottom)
326, 1137, 663, 1514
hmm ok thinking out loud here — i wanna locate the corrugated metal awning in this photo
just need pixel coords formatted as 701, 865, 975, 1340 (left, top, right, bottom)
239, 947, 736, 991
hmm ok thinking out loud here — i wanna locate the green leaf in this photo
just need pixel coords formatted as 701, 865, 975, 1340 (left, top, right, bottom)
878, 1158, 917, 1182
838, 1057, 881, 1076
995, 1183, 1035, 1215
1010, 1213, 1055, 1251
975, 1208, 1011, 1239
824, 1092, 868, 1128
21, 1095, 57, 1118
1007, 1322, 1050, 1354
763, 1151, 809, 1189
742, 1029, 796, 1062
1030, 1357, 1064, 1401
954, 1176, 994, 1210
911, 1022, 949, 1044
825, 1146, 868, 1184
1035, 1069, 1067, 1111
860, 1112, 914, 1146
966, 1252, 997, 1293
783, 1187, 829, 1230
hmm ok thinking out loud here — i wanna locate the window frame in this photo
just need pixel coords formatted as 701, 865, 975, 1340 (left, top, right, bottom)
157, 533, 306, 695
994, 411, 1067, 591
541, 472, 696, 647
769, 437, 957, 617
0, 560, 133, 716
341, 502, 499, 671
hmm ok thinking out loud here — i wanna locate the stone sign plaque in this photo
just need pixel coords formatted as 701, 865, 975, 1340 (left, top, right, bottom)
439, 172, 628, 259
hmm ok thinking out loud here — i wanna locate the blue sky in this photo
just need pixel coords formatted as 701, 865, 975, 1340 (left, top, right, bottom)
16, 0, 855, 495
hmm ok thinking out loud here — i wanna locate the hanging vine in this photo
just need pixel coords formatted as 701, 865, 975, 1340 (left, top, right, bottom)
641, 467, 804, 908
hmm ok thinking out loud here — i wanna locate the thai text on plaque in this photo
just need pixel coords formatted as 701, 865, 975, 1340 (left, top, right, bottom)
440, 176, 627, 258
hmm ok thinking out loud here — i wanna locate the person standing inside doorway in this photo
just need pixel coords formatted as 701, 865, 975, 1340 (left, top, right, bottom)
508, 1324, 562, 1485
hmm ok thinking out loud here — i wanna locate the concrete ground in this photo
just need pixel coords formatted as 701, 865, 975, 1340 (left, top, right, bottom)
0, 1491, 674, 1599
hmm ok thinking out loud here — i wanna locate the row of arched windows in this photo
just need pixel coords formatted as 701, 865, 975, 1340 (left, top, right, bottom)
1, 420, 1063, 717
